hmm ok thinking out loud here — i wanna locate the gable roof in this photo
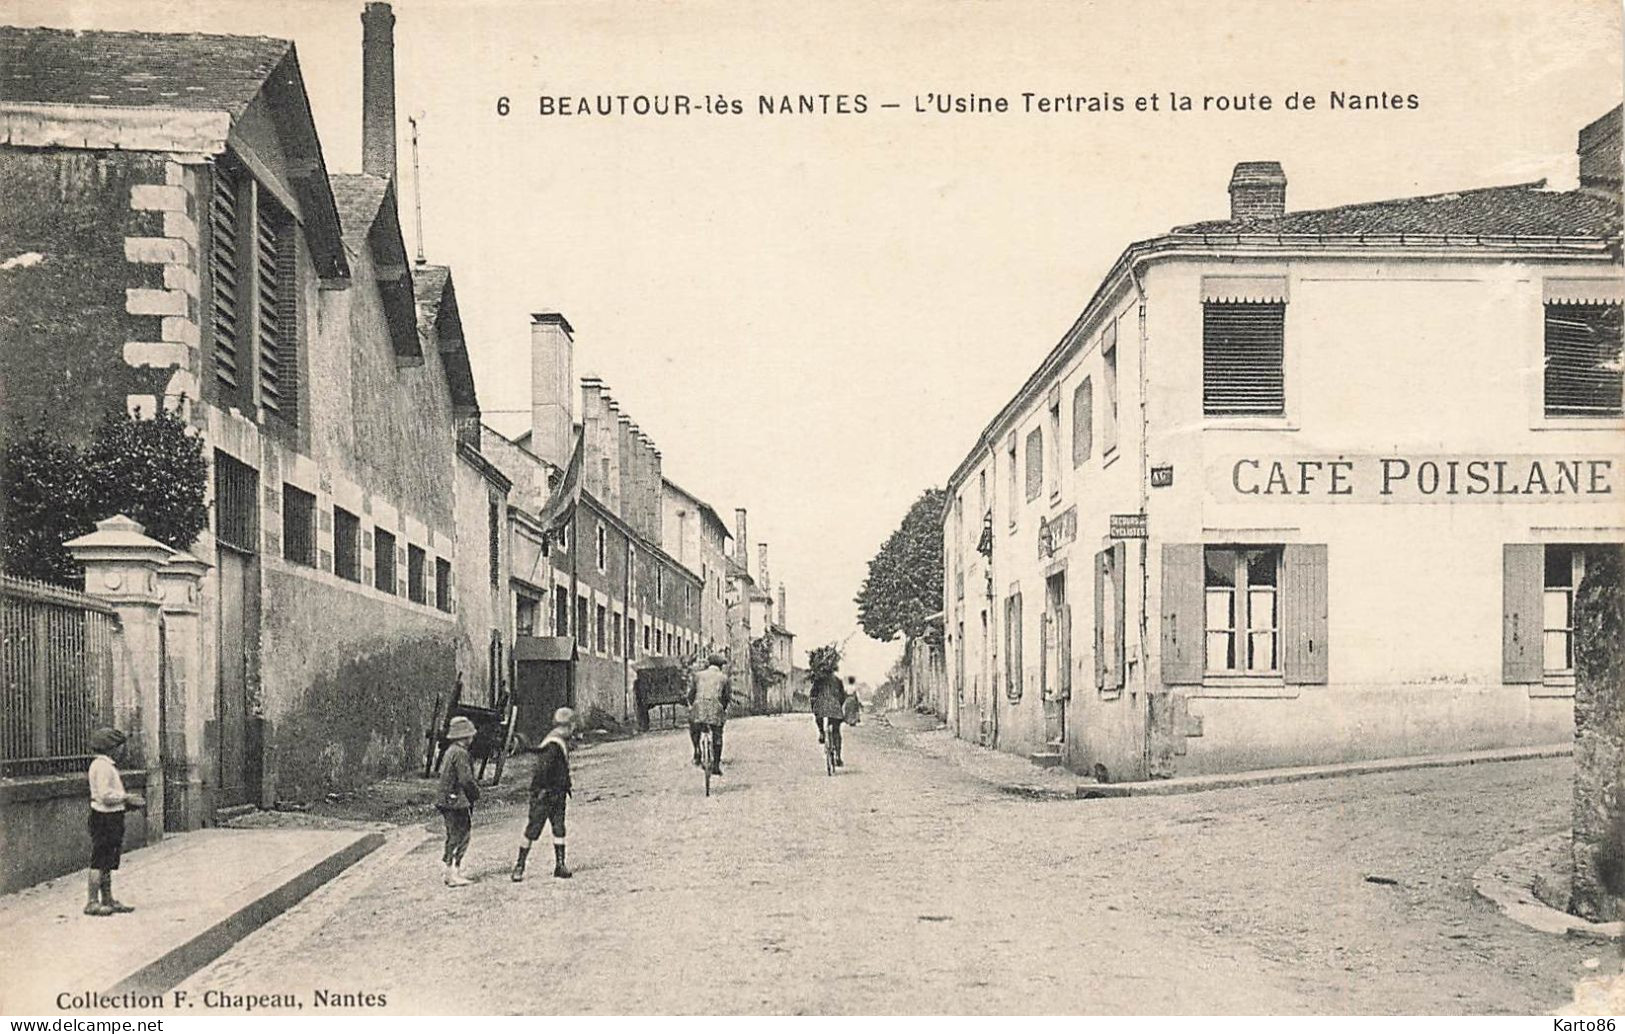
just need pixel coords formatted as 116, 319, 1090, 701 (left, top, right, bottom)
0, 25, 348, 280
0, 26, 287, 111
1173, 181, 1620, 239
414, 262, 479, 414
330, 172, 420, 362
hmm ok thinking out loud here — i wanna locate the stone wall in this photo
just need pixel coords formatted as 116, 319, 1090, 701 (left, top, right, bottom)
1571, 545, 1624, 922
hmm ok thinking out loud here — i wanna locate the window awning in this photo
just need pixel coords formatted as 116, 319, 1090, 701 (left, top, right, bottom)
1544, 278, 1625, 305
1202, 275, 1289, 303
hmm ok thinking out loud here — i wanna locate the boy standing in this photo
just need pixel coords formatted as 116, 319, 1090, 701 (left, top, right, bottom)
436, 716, 481, 887
86, 727, 144, 917
512, 707, 575, 882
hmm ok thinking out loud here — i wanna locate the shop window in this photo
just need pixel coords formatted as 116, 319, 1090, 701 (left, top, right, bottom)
1203, 547, 1280, 674
407, 545, 426, 604
1203, 303, 1285, 416
435, 557, 452, 612
1072, 377, 1093, 466
281, 484, 315, 567
1544, 303, 1623, 417
1024, 427, 1043, 501
334, 508, 360, 582
374, 529, 397, 595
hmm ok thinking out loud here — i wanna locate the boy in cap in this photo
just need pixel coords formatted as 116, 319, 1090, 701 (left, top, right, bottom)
512, 707, 575, 881
86, 727, 144, 916
436, 715, 481, 887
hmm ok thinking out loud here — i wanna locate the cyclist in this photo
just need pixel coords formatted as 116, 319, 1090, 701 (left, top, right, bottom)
813, 669, 847, 767
687, 652, 731, 776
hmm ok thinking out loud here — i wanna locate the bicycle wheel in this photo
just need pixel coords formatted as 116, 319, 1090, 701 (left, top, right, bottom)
826, 737, 836, 776
701, 729, 713, 797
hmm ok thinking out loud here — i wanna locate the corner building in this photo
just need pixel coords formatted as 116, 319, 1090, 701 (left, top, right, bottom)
941, 107, 1624, 781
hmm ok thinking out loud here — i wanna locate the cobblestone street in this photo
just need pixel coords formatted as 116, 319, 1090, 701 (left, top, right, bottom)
183, 714, 1614, 1014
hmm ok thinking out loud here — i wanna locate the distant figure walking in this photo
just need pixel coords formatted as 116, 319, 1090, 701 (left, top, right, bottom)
842, 676, 863, 727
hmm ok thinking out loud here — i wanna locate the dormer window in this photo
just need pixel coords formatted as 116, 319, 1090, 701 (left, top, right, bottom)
209, 156, 298, 421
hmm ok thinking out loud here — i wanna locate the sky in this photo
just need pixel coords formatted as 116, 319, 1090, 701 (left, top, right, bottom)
6, 0, 1619, 682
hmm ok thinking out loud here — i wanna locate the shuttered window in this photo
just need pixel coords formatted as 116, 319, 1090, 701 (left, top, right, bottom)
209, 167, 245, 401
1162, 543, 1327, 686
255, 199, 296, 419
1094, 544, 1126, 690
1544, 304, 1623, 417
1503, 544, 1543, 684
1004, 593, 1024, 700
210, 160, 299, 419
1203, 303, 1285, 416
1072, 377, 1093, 466
1024, 428, 1043, 501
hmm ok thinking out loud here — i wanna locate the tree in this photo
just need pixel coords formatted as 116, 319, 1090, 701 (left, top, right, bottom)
1, 408, 209, 585
749, 635, 786, 689
854, 488, 945, 645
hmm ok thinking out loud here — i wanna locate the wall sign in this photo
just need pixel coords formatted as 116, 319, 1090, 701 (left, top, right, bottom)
1109, 513, 1148, 538
1037, 506, 1077, 557
1210, 454, 1624, 503
1150, 465, 1174, 488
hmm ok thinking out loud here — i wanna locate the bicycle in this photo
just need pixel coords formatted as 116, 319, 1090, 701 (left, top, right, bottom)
699, 725, 715, 797
825, 727, 837, 776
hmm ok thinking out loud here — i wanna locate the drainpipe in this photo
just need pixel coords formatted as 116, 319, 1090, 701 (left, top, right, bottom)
985, 439, 1000, 751
1127, 261, 1152, 779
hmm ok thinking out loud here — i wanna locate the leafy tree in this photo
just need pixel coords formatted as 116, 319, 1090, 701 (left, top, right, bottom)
1, 408, 209, 586
807, 642, 842, 677
749, 635, 786, 688
855, 488, 945, 645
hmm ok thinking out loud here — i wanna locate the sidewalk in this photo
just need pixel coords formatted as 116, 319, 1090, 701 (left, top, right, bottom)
0, 825, 384, 1015
878, 709, 1571, 800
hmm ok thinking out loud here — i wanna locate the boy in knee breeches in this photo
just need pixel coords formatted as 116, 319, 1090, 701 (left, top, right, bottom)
436, 716, 480, 887
86, 727, 144, 917
512, 707, 575, 881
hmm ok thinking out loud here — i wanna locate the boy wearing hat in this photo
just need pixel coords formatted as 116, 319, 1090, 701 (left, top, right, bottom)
511, 707, 575, 882
436, 715, 481, 887
86, 727, 144, 917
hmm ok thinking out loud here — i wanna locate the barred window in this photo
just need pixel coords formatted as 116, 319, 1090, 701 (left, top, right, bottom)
1545, 303, 1623, 417
408, 545, 426, 604
1203, 303, 1285, 416
375, 528, 397, 595
281, 484, 315, 567
213, 451, 258, 553
334, 508, 360, 582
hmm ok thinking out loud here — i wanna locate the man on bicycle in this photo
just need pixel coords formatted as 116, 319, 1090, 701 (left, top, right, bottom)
813, 669, 847, 767
687, 652, 730, 776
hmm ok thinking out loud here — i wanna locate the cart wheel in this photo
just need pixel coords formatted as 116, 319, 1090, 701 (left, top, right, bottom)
423, 695, 443, 778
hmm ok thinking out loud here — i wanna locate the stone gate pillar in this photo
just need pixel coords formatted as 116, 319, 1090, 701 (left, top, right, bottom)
157, 550, 211, 832
66, 515, 175, 844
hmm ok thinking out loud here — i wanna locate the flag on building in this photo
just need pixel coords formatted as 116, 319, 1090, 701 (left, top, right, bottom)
537, 434, 583, 532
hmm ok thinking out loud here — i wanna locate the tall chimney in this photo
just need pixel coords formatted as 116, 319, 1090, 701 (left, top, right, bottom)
617, 414, 635, 525
1578, 105, 1623, 199
649, 447, 663, 546
758, 542, 771, 596
360, 2, 397, 185
529, 313, 574, 470
1228, 161, 1286, 221
600, 393, 622, 513
580, 379, 606, 499
734, 509, 749, 569
778, 584, 787, 628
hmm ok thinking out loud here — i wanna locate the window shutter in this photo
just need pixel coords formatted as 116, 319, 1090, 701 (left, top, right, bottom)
255, 204, 284, 415
1544, 304, 1624, 417
1282, 544, 1329, 685
1502, 544, 1543, 683
1058, 604, 1072, 698
1024, 428, 1043, 501
1094, 549, 1107, 689
1010, 593, 1024, 700
1203, 302, 1285, 415
1160, 544, 1204, 684
1110, 541, 1127, 690
1039, 613, 1050, 699
1072, 378, 1093, 466
209, 166, 243, 398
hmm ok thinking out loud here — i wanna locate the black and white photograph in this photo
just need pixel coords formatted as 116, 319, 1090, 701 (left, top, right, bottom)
0, 0, 1621, 1020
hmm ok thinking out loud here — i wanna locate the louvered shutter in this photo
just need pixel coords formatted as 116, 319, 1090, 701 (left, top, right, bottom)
1544, 304, 1624, 417
1161, 544, 1204, 685
1058, 604, 1072, 698
1094, 549, 1107, 689
1072, 377, 1093, 466
1110, 541, 1126, 690
210, 167, 244, 399
1503, 544, 1543, 683
1282, 544, 1329, 685
255, 206, 284, 414
1203, 303, 1285, 415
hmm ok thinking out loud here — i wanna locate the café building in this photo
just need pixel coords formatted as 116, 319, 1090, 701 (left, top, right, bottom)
940, 106, 1624, 780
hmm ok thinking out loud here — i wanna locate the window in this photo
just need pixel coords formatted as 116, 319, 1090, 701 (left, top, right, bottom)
555, 586, 570, 637
596, 604, 607, 653
656, 567, 665, 603
209, 159, 297, 418
408, 544, 426, 604
627, 615, 638, 659
1102, 322, 1121, 451
1006, 434, 1018, 525
1203, 303, 1285, 416
1004, 592, 1024, 700
595, 523, 607, 572
516, 596, 538, 637
576, 595, 589, 649
435, 557, 452, 612
1543, 546, 1586, 675
1046, 395, 1061, 497
1204, 547, 1281, 674
281, 484, 315, 566
213, 451, 258, 553
1095, 544, 1126, 690
488, 500, 501, 587
1072, 378, 1093, 466
613, 611, 623, 657
978, 469, 988, 517
374, 528, 397, 595
1024, 427, 1043, 501
1544, 303, 1623, 417
334, 508, 360, 582
644, 622, 652, 652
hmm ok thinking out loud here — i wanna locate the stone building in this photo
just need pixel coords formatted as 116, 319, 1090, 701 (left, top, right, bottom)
0, 5, 496, 815
940, 105, 1623, 781
661, 478, 733, 655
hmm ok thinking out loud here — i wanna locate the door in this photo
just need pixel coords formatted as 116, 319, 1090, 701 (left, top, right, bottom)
216, 548, 251, 808
1043, 572, 1067, 746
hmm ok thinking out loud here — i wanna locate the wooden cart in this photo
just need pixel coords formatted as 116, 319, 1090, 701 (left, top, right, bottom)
424, 676, 515, 785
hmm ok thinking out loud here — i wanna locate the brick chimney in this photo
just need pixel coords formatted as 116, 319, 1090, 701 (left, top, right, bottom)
648, 445, 664, 545
1229, 161, 1287, 221
1578, 105, 1623, 199
758, 542, 771, 596
778, 584, 787, 628
529, 313, 574, 470
734, 509, 749, 569
360, 2, 397, 185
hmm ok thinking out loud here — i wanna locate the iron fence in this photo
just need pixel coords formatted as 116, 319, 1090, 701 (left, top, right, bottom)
1, 574, 118, 777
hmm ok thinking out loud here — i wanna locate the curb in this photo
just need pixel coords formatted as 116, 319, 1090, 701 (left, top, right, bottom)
1473, 833, 1624, 943
108, 831, 386, 996
1076, 744, 1573, 799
